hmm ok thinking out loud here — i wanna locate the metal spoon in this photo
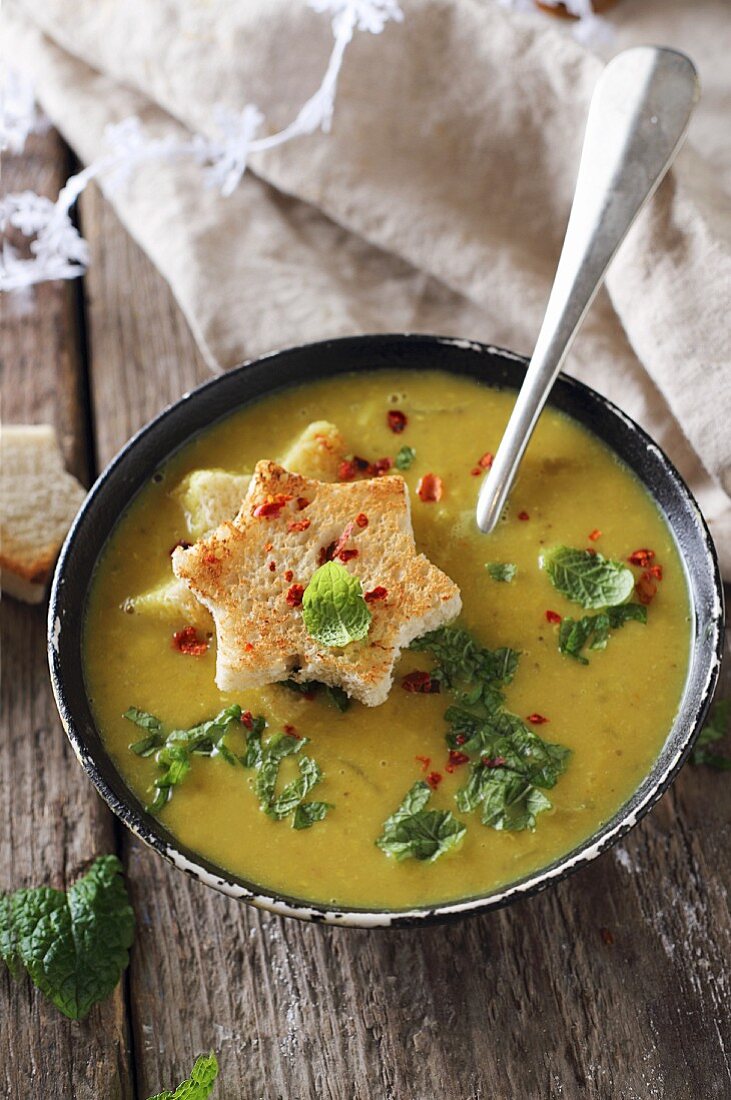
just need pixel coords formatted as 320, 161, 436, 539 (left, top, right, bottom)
476, 47, 699, 534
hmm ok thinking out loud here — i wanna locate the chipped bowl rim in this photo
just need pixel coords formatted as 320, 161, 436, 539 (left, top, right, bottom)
48, 334, 725, 928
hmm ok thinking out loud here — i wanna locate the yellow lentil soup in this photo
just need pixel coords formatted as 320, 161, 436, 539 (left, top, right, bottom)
84, 371, 690, 910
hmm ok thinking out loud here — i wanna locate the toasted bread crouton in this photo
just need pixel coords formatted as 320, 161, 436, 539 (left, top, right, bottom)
280, 420, 346, 483
0, 425, 86, 604
172, 461, 461, 706
124, 577, 214, 630
174, 470, 251, 540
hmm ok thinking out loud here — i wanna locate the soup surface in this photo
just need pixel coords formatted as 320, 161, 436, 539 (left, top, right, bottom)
84, 371, 690, 910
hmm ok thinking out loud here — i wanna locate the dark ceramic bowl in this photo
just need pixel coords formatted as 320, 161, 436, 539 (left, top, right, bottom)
48, 335, 724, 927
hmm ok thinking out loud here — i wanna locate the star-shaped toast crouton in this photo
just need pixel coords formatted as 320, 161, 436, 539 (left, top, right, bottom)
171, 461, 461, 706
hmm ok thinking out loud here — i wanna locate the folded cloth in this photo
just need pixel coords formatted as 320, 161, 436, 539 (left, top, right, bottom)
3, 0, 730, 572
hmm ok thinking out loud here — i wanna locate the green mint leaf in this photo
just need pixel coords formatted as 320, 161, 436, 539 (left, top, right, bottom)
692, 699, 731, 770
411, 627, 519, 717
265, 755, 322, 820
395, 445, 416, 470
543, 546, 635, 609
147, 1052, 219, 1100
301, 561, 372, 647
293, 801, 332, 829
324, 685, 351, 712
282, 679, 351, 712
377, 781, 466, 862
458, 767, 553, 831
125, 705, 245, 811
485, 562, 516, 583
559, 603, 647, 664
0, 855, 134, 1021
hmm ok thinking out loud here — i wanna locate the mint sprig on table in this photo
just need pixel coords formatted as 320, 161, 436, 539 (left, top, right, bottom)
377, 781, 466, 861
485, 562, 516, 583
147, 1052, 219, 1100
543, 546, 635, 609
301, 560, 372, 647
0, 855, 134, 1020
691, 700, 731, 771
409, 626, 570, 835
126, 707, 330, 828
558, 603, 647, 665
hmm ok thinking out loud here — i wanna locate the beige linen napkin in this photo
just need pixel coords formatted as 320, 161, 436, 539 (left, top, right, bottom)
3, 0, 730, 571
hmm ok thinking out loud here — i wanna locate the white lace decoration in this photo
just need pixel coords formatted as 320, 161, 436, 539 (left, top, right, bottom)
0, 0, 403, 292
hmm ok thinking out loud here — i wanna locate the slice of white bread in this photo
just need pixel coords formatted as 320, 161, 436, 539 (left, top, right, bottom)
0, 424, 86, 604
129, 421, 347, 627
172, 461, 461, 706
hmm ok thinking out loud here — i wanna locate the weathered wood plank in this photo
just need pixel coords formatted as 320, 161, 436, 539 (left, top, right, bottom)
80, 179, 730, 1100
0, 134, 134, 1100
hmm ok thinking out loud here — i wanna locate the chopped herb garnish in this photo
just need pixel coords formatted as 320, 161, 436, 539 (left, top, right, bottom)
282, 679, 351, 712
0, 856, 134, 1021
125, 704, 249, 811
485, 562, 516, 583
253, 732, 332, 826
558, 603, 647, 664
395, 445, 416, 470
147, 1052, 219, 1100
377, 781, 466, 862
543, 546, 635, 609
301, 560, 372, 647
411, 626, 570, 834
691, 700, 731, 770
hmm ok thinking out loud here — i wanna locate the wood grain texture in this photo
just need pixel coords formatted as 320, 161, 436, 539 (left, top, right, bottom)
0, 134, 134, 1100
77, 180, 731, 1100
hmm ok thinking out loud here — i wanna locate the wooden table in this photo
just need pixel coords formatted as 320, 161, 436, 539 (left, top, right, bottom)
2, 130, 730, 1100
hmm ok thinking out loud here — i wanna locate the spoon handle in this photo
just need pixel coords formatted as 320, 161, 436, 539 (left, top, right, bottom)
476, 47, 699, 534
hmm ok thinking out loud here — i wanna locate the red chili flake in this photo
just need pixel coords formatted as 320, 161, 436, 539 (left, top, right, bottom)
588, 529, 602, 542
387, 409, 408, 434
240, 711, 254, 729
648, 564, 663, 580
417, 473, 443, 503
284, 724, 299, 738
401, 670, 440, 694
244, 642, 254, 652
517, 511, 530, 521
426, 771, 443, 790
339, 548, 359, 563
264, 542, 273, 552
454, 733, 467, 746
545, 609, 562, 624
374, 457, 392, 476
635, 572, 658, 605
252, 493, 292, 518
338, 457, 364, 481
477, 452, 494, 470
355, 512, 369, 528
628, 548, 655, 568
586, 547, 598, 557
445, 750, 470, 773
482, 755, 507, 769
284, 569, 294, 582
169, 539, 191, 556
286, 584, 304, 607
268, 560, 276, 572
470, 467, 482, 477
599, 927, 614, 946
527, 713, 549, 725
365, 586, 388, 602
288, 518, 311, 533
172, 626, 209, 656
204, 553, 219, 565
296, 497, 311, 511
415, 755, 431, 772
318, 541, 337, 566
